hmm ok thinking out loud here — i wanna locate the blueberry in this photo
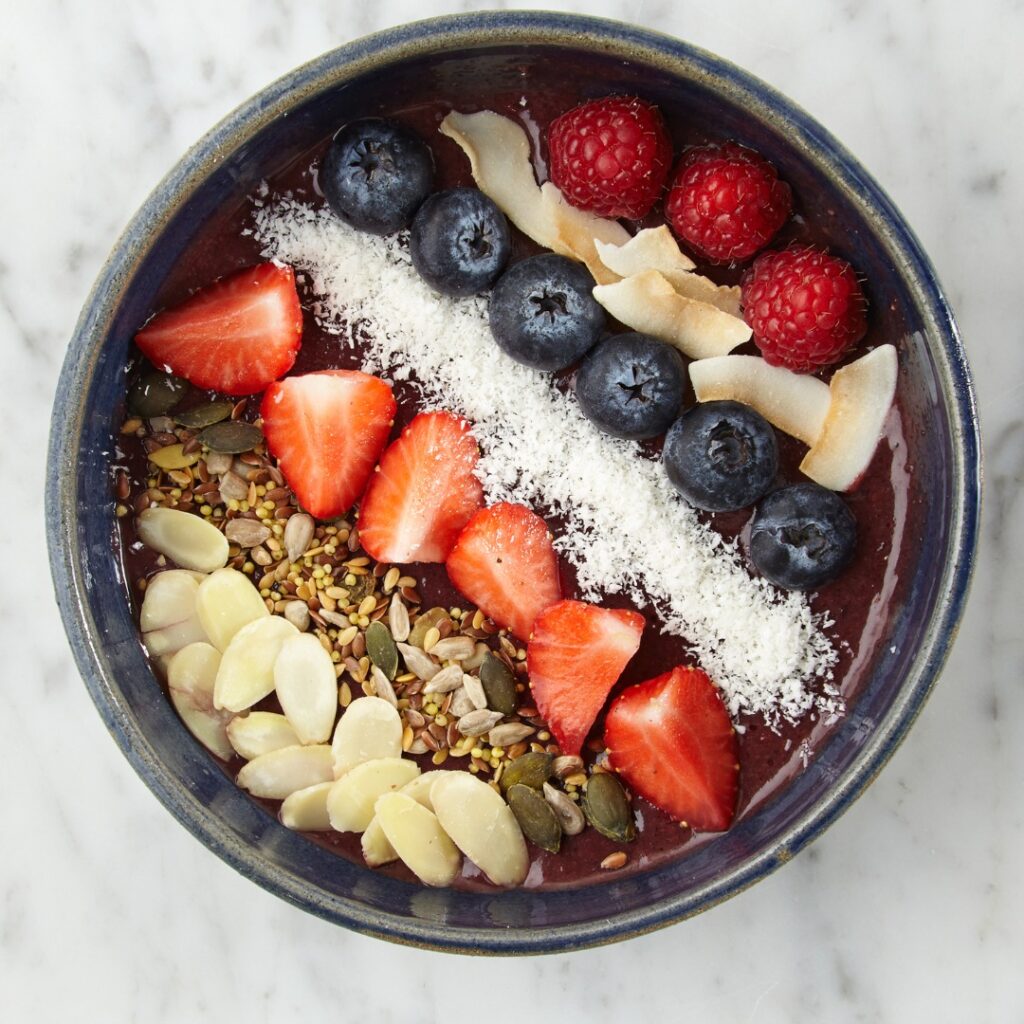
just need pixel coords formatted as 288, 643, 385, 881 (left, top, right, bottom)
410, 188, 511, 297
662, 401, 778, 512
488, 254, 605, 371
750, 483, 857, 590
574, 333, 685, 440
321, 118, 433, 235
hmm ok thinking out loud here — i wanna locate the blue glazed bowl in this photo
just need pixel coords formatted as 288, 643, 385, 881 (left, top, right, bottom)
46, 12, 980, 953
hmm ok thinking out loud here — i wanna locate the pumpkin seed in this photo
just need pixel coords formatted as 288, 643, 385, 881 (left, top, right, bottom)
581, 771, 636, 843
364, 620, 399, 680
506, 784, 561, 853
542, 781, 586, 836
500, 752, 553, 792
127, 367, 187, 418
480, 652, 518, 715
198, 420, 264, 454
408, 607, 451, 648
173, 401, 234, 430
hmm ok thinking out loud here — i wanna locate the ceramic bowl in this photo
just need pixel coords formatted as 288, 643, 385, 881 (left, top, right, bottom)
46, 11, 980, 953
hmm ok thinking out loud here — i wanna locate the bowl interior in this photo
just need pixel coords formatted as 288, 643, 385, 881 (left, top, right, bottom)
50, 21, 977, 953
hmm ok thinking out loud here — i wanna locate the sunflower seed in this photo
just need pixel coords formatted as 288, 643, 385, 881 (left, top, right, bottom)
430, 636, 476, 663
370, 666, 398, 707
552, 755, 585, 780
388, 592, 410, 642
456, 709, 504, 737
284, 513, 315, 562
204, 451, 233, 475
461, 641, 489, 671
283, 600, 311, 632
423, 664, 464, 694
488, 723, 535, 748
218, 471, 249, 502
407, 738, 430, 755
461, 673, 488, 710
224, 519, 272, 548
448, 687, 476, 718
397, 642, 440, 680
542, 782, 585, 836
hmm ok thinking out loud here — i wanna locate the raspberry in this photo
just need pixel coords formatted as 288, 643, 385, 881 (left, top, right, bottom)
547, 96, 672, 220
741, 247, 868, 373
665, 143, 791, 263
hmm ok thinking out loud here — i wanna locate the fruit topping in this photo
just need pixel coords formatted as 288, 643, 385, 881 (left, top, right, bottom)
662, 400, 779, 512
547, 96, 672, 220
430, 772, 529, 886
592, 270, 751, 360
134, 262, 302, 396
575, 333, 686, 441
137, 507, 229, 574
799, 344, 898, 491
410, 187, 511, 296
167, 642, 233, 760
689, 354, 831, 446
749, 483, 857, 590
488, 253, 605, 371
260, 369, 396, 520
445, 502, 561, 642
439, 110, 629, 284
605, 665, 738, 831
526, 600, 644, 756
358, 411, 484, 564
665, 143, 792, 263
742, 247, 867, 372
321, 118, 433, 235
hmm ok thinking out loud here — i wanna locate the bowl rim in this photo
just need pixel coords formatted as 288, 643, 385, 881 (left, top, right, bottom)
46, 9, 981, 954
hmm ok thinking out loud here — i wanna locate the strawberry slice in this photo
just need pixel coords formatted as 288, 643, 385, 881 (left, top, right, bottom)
604, 665, 738, 831
445, 502, 561, 641
260, 370, 395, 520
135, 262, 302, 396
527, 600, 644, 756
359, 411, 484, 564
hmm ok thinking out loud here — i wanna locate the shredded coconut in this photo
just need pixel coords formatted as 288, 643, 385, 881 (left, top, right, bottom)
254, 197, 841, 725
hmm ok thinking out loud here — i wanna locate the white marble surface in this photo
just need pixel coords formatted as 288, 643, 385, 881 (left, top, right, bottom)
3, 0, 1021, 1019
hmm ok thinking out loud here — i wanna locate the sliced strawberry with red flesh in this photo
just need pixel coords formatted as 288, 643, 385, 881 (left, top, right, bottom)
358, 411, 484, 564
445, 502, 561, 642
260, 370, 395, 520
135, 262, 302, 396
527, 600, 644, 756
604, 665, 738, 831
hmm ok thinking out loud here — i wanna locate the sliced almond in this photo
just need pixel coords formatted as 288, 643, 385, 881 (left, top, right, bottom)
167, 642, 233, 760
800, 345, 898, 491
137, 507, 229, 573
194, 566, 269, 652
399, 770, 456, 811
273, 633, 337, 744
594, 225, 696, 277
326, 757, 420, 833
226, 711, 300, 760
374, 792, 461, 887
280, 781, 334, 831
331, 696, 403, 778
439, 110, 628, 284
213, 615, 298, 712
143, 615, 209, 660
140, 570, 202, 632
236, 743, 333, 799
689, 354, 832, 446
430, 772, 528, 887
593, 270, 750, 360
361, 817, 398, 867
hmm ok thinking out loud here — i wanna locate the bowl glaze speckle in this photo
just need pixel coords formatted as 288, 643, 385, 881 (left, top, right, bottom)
46, 11, 980, 953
